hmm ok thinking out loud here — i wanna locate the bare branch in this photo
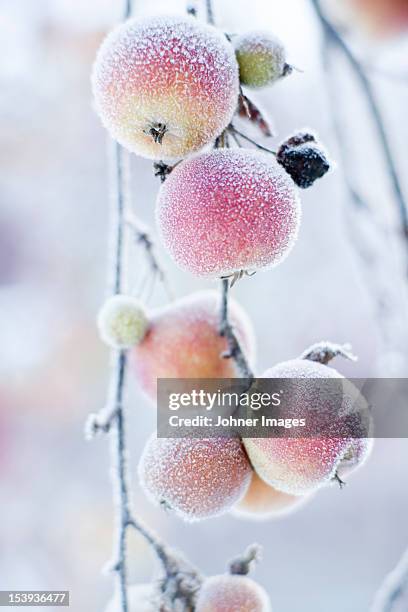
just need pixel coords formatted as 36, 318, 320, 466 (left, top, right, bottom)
219, 278, 254, 380
126, 213, 173, 300
371, 549, 408, 612
310, 0, 408, 243
205, 0, 215, 25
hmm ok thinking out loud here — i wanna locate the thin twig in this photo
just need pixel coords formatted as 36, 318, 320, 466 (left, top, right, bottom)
205, 0, 215, 24
310, 0, 408, 242
228, 125, 276, 155
311, 0, 408, 367
219, 279, 254, 380
124, 0, 132, 19
126, 213, 173, 300
113, 350, 130, 612
88, 3, 132, 611
371, 548, 408, 612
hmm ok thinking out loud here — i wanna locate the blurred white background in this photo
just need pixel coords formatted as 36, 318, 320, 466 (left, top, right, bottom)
1, 0, 408, 610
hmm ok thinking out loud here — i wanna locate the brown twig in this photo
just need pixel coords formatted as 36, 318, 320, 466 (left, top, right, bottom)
228, 125, 276, 155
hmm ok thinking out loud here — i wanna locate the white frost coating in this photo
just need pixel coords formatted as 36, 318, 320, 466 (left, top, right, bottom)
196, 575, 272, 612
243, 359, 373, 496
97, 295, 148, 349
138, 435, 252, 522
104, 584, 158, 612
156, 149, 301, 278
92, 15, 239, 160
234, 31, 286, 88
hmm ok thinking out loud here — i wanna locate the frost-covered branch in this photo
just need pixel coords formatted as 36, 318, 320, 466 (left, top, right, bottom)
219, 278, 254, 380
126, 212, 172, 301
371, 548, 408, 612
310, 0, 408, 242
206, 0, 215, 25
310, 0, 408, 373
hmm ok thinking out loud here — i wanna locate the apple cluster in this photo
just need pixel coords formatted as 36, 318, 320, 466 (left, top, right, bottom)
106, 574, 272, 612
92, 12, 372, 610
93, 10, 372, 519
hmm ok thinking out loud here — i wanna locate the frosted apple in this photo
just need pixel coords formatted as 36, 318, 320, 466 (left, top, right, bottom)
234, 31, 288, 88
138, 435, 252, 522
156, 149, 301, 278
131, 290, 255, 400
243, 359, 372, 496
97, 295, 148, 349
346, 0, 408, 35
232, 472, 309, 520
196, 575, 271, 612
92, 15, 239, 160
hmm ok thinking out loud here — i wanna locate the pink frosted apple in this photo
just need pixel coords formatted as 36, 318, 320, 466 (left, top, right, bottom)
130, 290, 255, 400
138, 435, 252, 522
92, 15, 239, 160
156, 149, 301, 278
196, 575, 271, 612
346, 0, 408, 35
232, 472, 310, 520
243, 359, 373, 496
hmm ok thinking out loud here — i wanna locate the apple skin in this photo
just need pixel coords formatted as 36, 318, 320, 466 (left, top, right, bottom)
196, 575, 272, 612
234, 31, 286, 88
232, 472, 311, 520
156, 149, 301, 278
131, 290, 256, 401
243, 359, 373, 496
138, 435, 252, 522
92, 15, 239, 160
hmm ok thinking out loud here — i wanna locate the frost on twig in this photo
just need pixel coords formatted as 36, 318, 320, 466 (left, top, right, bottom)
229, 544, 262, 576
125, 213, 172, 299
309, 0, 408, 247
126, 516, 202, 611
371, 548, 408, 612
219, 278, 254, 381
86, 346, 127, 438
300, 341, 357, 365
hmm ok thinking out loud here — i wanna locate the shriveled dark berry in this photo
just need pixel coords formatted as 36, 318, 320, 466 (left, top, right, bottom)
277, 132, 331, 189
